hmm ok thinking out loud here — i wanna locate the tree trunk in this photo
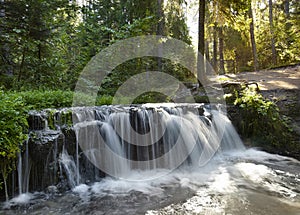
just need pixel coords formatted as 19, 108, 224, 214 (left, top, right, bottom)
269, 0, 277, 65
283, 0, 291, 45
234, 50, 239, 73
0, 0, 7, 76
205, 40, 210, 63
197, 0, 206, 85
248, 4, 259, 71
2, 169, 9, 201
18, 47, 26, 82
212, 24, 218, 72
218, 26, 225, 75
157, 0, 164, 36
284, 0, 290, 17
157, 0, 164, 72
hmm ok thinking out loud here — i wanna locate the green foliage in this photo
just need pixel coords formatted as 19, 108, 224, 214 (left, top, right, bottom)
0, 90, 116, 179
5, 90, 118, 110
194, 95, 209, 103
0, 0, 78, 90
0, 90, 28, 191
96, 96, 114, 106
16, 90, 75, 110
234, 87, 293, 150
0, 0, 192, 92
133, 92, 171, 104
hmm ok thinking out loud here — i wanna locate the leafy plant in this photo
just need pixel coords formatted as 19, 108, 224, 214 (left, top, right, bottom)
0, 90, 28, 200
234, 87, 293, 151
96, 95, 114, 105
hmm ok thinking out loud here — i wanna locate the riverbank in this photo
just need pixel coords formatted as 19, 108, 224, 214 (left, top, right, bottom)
222, 65, 300, 160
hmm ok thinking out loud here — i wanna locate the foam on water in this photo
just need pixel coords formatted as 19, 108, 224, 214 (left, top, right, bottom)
1, 149, 299, 215
9, 193, 33, 204
72, 184, 91, 202
2, 193, 34, 209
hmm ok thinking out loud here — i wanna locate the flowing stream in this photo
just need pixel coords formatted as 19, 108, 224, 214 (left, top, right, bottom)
0, 104, 299, 214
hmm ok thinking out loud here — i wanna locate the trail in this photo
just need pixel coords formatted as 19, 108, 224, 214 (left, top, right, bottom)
223, 64, 300, 90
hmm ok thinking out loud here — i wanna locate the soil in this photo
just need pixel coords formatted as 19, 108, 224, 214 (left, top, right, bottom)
223, 64, 300, 91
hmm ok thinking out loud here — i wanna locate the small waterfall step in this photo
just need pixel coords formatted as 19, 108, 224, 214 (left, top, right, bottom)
11, 103, 244, 197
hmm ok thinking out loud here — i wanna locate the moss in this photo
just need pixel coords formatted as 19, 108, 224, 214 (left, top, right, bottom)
47, 110, 56, 130
194, 95, 209, 103
64, 110, 73, 127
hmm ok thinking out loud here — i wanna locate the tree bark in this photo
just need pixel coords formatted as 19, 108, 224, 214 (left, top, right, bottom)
2, 169, 9, 201
269, 0, 277, 65
212, 24, 218, 72
284, 0, 290, 17
248, 4, 259, 71
205, 40, 210, 63
157, 0, 164, 36
218, 26, 225, 75
283, 0, 291, 45
157, 0, 164, 72
197, 0, 206, 85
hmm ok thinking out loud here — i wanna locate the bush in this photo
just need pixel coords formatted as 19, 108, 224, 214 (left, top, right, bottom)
234, 87, 293, 150
17, 90, 74, 109
0, 90, 29, 199
96, 95, 114, 105
8, 90, 102, 110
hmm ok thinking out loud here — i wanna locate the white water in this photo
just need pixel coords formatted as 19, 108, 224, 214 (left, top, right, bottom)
70, 104, 244, 181
3, 149, 299, 214
59, 150, 80, 188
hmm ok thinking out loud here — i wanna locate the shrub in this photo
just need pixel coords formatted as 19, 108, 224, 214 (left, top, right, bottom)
17, 90, 74, 109
96, 95, 114, 105
0, 90, 28, 199
234, 87, 293, 151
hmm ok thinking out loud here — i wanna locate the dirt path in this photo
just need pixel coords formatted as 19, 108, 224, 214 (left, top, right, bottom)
224, 64, 300, 90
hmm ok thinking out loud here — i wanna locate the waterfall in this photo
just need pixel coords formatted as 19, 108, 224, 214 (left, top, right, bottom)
17, 138, 33, 194
70, 104, 245, 179
59, 150, 80, 188
17, 152, 22, 195
4, 105, 300, 215
23, 139, 30, 193
14, 103, 245, 194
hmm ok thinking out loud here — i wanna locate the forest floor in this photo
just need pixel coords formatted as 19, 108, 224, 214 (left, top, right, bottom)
223, 64, 300, 90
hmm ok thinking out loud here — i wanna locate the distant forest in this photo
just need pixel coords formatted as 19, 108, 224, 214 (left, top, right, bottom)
0, 0, 299, 92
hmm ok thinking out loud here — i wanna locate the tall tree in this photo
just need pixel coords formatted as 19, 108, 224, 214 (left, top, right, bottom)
206, 0, 252, 74
197, 0, 206, 84
268, 0, 277, 65
157, 0, 164, 72
218, 26, 225, 74
0, 0, 78, 89
212, 24, 218, 72
248, 2, 259, 71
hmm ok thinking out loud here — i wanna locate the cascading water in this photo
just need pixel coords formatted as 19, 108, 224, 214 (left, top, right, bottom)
1, 104, 299, 215
17, 152, 22, 195
59, 150, 80, 188
68, 104, 245, 180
